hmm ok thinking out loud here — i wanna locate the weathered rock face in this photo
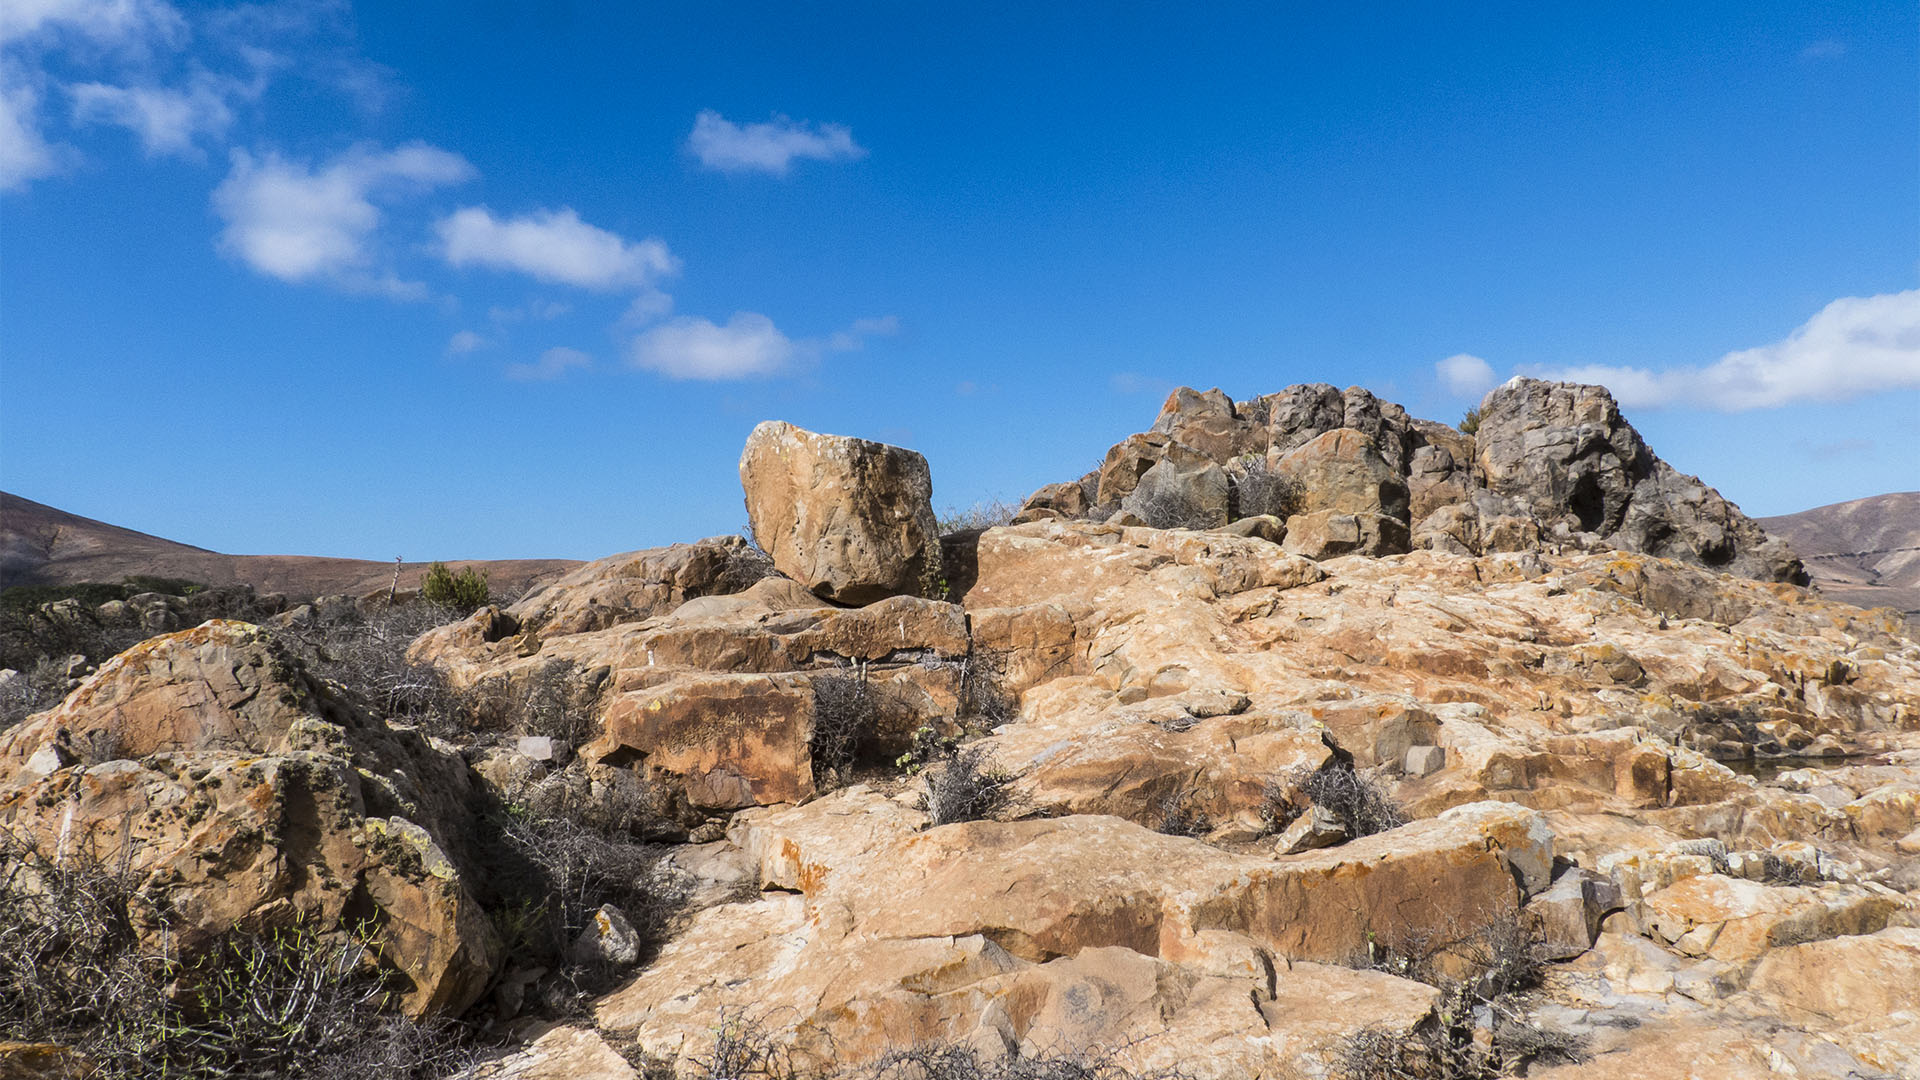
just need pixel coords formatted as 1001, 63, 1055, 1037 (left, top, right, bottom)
1025, 378, 1804, 584
0, 622, 500, 1017
739, 421, 940, 605
1474, 377, 1806, 583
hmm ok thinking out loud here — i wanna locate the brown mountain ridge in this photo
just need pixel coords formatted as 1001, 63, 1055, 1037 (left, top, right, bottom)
0, 490, 580, 600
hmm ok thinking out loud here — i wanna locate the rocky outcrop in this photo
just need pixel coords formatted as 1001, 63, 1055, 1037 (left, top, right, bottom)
0, 622, 500, 1017
739, 421, 940, 605
1473, 377, 1806, 583
1024, 378, 1804, 584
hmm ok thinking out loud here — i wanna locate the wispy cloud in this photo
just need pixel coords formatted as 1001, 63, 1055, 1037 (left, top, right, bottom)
1534, 289, 1920, 411
1435, 353, 1496, 397
1800, 39, 1846, 61
69, 71, 250, 157
0, 0, 186, 50
436, 206, 677, 290
211, 141, 472, 293
444, 329, 487, 356
0, 80, 60, 189
1109, 372, 1174, 396
628, 311, 893, 380
686, 109, 865, 175
506, 345, 591, 381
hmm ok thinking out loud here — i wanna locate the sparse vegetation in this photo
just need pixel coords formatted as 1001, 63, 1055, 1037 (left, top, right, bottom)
873, 1040, 1187, 1080
0, 829, 478, 1080
482, 764, 683, 1001
1339, 913, 1587, 1080
1267, 760, 1407, 839
1458, 406, 1482, 436
1126, 486, 1217, 531
812, 665, 883, 788
1226, 454, 1304, 522
419, 561, 491, 611
271, 600, 476, 739
937, 498, 1023, 534
923, 742, 1017, 826
1154, 785, 1213, 838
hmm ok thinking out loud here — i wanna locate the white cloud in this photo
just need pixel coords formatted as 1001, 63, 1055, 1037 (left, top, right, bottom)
686, 109, 865, 175
488, 300, 571, 324
824, 314, 899, 351
1535, 289, 1920, 411
0, 0, 186, 50
69, 74, 238, 156
620, 288, 674, 327
444, 329, 486, 356
437, 206, 677, 290
1436, 353, 1496, 397
630, 312, 794, 380
627, 311, 896, 380
506, 345, 591, 382
0, 80, 60, 189
211, 141, 472, 288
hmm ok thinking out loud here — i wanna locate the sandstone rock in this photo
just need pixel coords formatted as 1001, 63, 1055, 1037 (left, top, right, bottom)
1636, 874, 1907, 962
588, 672, 816, 809
1282, 509, 1410, 559
570, 904, 643, 969
1275, 427, 1409, 521
1014, 480, 1091, 524
1120, 454, 1230, 530
1276, 803, 1348, 853
739, 421, 940, 605
1525, 866, 1623, 959
0, 622, 500, 1017
1404, 744, 1446, 778
469, 1025, 640, 1080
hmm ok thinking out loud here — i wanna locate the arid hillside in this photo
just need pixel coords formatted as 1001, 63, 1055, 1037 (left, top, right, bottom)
0, 491, 580, 600
1761, 492, 1920, 626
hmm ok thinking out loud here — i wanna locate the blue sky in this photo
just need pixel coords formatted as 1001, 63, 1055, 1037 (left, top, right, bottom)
2, 1, 1915, 561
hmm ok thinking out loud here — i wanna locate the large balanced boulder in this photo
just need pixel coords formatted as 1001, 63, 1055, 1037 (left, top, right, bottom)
740, 421, 941, 605
0, 622, 501, 1017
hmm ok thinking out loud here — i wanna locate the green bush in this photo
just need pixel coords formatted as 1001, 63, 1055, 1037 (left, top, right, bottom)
420, 562, 490, 610
1459, 406, 1483, 436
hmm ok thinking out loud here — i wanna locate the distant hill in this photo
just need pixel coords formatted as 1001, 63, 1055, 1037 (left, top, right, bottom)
1760, 492, 1920, 625
0, 491, 581, 600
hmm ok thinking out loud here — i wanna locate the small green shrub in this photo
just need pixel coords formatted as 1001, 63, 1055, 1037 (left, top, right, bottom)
1459, 407, 1482, 436
420, 562, 490, 610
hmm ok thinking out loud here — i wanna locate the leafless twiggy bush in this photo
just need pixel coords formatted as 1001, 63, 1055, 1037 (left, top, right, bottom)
1226, 454, 1304, 522
937, 498, 1023, 534
1269, 761, 1407, 839
0, 828, 477, 1079
923, 743, 1017, 826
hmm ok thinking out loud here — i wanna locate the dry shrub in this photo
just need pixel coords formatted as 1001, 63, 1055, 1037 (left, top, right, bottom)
1127, 487, 1216, 531
0, 829, 476, 1079
812, 667, 882, 787
687, 1007, 800, 1080
937, 499, 1023, 534
873, 1040, 1188, 1080
482, 767, 683, 998
1269, 761, 1407, 839
1227, 455, 1304, 522
1154, 785, 1212, 838
272, 601, 473, 738
923, 743, 1016, 826
715, 540, 781, 594
1339, 912, 1581, 1080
